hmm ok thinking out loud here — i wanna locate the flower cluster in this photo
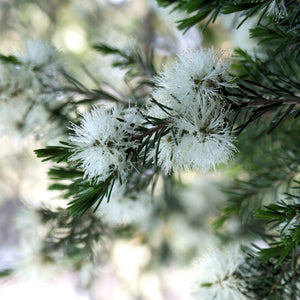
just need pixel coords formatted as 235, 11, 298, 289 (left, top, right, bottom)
0, 40, 61, 99
0, 40, 63, 138
147, 48, 237, 174
69, 104, 142, 184
191, 245, 250, 300
69, 48, 236, 186
65, 48, 236, 221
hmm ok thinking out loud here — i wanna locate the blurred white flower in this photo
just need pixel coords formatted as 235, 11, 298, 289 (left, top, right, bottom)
0, 40, 64, 140
96, 184, 151, 226
169, 214, 219, 256
0, 95, 63, 140
0, 97, 30, 135
69, 104, 141, 183
14, 209, 61, 280
191, 245, 249, 300
0, 64, 37, 99
0, 40, 61, 99
18, 40, 60, 69
178, 177, 226, 218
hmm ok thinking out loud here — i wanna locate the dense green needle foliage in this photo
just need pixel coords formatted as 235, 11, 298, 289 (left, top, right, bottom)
35, 144, 117, 216
157, 0, 300, 32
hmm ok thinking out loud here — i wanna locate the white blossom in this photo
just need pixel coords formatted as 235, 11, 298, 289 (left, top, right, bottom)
18, 40, 59, 70
148, 97, 237, 174
151, 47, 232, 114
95, 184, 151, 226
147, 48, 236, 174
0, 96, 62, 140
69, 104, 141, 183
0, 40, 61, 99
191, 245, 249, 300
0, 40, 64, 139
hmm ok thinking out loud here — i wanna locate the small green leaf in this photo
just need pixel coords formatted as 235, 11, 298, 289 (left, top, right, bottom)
0, 54, 21, 65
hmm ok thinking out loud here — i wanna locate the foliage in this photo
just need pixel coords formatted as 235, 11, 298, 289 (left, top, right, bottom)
37, 207, 108, 268
157, 0, 299, 32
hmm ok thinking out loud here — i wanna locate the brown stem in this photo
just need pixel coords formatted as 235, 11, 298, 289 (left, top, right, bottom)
133, 121, 170, 141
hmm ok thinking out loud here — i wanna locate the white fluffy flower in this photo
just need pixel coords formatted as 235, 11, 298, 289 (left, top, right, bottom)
191, 245, 248, 300
95, 184, 151, 226
69, 104, 141, 183
0, 96, 62, 140
149, 98, 237, 174
18, 40, 59, 70
0, 40, 61, 99
151, 47, 232, 114
147, 48, 236, 174
0, 40, 64, 140
0, 64, 37, 99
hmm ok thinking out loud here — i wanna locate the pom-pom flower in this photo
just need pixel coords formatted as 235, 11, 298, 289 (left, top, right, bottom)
153, 101, 236, 174
0, 40, 64, 139
191, 245, 249, 300
147, 48, 237, 174
69, 104, 141, 183
19, 40, 60, 70
0, 40, 61, 99
151, 47, 232, 113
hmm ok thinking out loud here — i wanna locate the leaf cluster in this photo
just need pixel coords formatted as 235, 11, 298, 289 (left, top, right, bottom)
35, 143, 117, 216
227, 45, 300, 134
156, 0, 295, 32
240, 245, 300, 299
62, 69, 129, 109
238, 186, 300, 298
249, 0, 300, 53
255, 187, 300, 266
37, 208, 107, 268
214, 122, 300, 230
